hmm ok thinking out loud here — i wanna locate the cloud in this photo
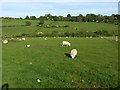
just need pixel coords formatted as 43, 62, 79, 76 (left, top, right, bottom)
2, 0, 119, 2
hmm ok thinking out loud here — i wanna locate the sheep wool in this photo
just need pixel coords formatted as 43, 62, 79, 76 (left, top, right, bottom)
27, 45, 30, 47
3, 40, 8, 44
70, 49, 77, 59
62, 41, 71, 46
22, 38, 26, 41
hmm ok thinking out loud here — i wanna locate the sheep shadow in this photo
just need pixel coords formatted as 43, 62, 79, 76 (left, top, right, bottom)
64, 53, 72, 58
0, 83, 9, 90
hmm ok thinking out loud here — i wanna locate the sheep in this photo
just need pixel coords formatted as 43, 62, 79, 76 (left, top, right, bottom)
70, 49, 77, 59
19, 39, 22, 41
116, 36, 118, 42
90, 36, 92, 38
62, 41, 71, 46
26, 45, 30, 47
11, 38, 14, 40
38, 32, 43, 34
22, 37, 26, 41
100, 37, 103, 39
3, 40, 8, 44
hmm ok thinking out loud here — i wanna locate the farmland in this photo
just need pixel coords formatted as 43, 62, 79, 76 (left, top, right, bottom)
2, 19, 118, 37
1, 19, 119, 88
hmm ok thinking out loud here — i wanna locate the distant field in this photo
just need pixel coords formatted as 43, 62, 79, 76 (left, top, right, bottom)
2, 19, 118, 37
2, 37, 118, 88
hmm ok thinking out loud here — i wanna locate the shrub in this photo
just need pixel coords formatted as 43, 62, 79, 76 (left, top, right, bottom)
25, 21, 31, 26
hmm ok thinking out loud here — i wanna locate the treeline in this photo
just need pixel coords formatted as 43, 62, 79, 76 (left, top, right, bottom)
24, 14, 119, 25
1, 14, 119, 25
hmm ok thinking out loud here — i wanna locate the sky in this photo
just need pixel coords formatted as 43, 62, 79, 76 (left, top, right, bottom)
0, 0, 119, 18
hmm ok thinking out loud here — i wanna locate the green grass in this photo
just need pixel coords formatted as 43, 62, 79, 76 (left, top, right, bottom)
2, 37, 118, 88
2, 19, 118, 37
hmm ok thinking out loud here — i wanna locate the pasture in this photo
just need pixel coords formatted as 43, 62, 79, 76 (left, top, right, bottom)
2, 19, 118, 37
2, 37, 118, 88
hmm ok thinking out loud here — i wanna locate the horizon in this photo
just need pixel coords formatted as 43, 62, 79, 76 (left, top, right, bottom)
0, 1, 118, 18
0, 13, 118, 19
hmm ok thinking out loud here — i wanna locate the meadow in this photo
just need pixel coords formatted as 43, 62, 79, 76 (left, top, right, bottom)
1, 19, 118, 88
2, 37, 118, 88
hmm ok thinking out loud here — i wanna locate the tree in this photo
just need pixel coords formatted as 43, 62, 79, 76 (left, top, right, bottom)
67, 14, 71, 17
76, 16, 82, 22
85, 14, 97, 22
58, 16, 63, 21
52, 16, 59, 21
97, 14, 104, 23
38, 16, 44, 27
25, 16, 29, 19
45, 14, 52, 17
108, 16, 114, 23
69, 16, 77, 22
30, 16, 36, 20
79, 14, 83, 18
45, 14, 52, 20
20, 17, 22, 19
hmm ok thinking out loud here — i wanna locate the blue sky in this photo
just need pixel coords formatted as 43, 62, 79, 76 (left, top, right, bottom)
0, 1, 118, 18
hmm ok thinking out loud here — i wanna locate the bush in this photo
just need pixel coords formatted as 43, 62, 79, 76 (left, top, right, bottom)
25, 21, 31, 26
63, 25, 69, 27
51, 31, 59, 37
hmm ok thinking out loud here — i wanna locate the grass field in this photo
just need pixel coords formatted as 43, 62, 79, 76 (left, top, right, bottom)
2, 37, 118, 88
2, 19, 118, 37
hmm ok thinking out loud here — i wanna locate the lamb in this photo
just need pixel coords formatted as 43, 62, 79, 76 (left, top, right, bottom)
70, 49, 77, 59
62, 41, 71, 46
3, 40, 8, 44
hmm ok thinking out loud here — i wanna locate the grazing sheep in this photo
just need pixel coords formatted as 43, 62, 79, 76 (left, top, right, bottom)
90, 36, 92, 38
70, 49, 77, 59
38, 32, 43, 34
116, 36, 118, 42
22, 37, 26, 41
11, 38, 14, 40
19, 39, 22, 41
30, 62, 32, 64
62, 41, 71, 46
37, 79, 40, 82
27, 45, 30, 47
3, 40, 8, 44
96, 21, 99, 23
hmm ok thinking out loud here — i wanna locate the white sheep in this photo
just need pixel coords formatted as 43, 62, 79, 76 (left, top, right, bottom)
11, 38, 14, 40
100, 37, 103, 39
38, 32, 43, 34
19, 39, 22, 41
70, 49, 77, 59
62, 41, 71, 46
22, 37, 26, 41
44, 38, 47, 40
3, 40, 8, 44
90, 36, 92, 38
26, 45, 30, 47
